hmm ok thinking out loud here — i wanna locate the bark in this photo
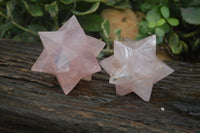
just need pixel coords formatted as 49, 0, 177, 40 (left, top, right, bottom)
0, 40, 199, 133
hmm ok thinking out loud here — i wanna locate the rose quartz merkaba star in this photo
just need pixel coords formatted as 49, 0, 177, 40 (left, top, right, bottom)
32, 15, 105, 94
100, 35, 174, 101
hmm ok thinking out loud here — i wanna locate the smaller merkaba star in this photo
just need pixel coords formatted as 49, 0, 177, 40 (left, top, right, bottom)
32, 15, 105, 94
100, 35, 174, 101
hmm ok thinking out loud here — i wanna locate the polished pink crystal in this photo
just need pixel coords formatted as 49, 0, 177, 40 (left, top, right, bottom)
32, 15, 105, 94
100, 35, 174, 101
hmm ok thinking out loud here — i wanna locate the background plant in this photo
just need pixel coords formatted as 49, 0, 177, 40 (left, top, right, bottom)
136, 0, 200, 62
0, 0, 130, 42
0, 0, 200, 62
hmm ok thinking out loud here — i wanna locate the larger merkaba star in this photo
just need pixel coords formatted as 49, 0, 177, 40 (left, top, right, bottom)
32, 15, 105, 95
100, 35, 174, 101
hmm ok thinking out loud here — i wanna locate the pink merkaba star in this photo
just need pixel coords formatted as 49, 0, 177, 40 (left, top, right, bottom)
32, 15, 105, 94
100, 35, 174, 101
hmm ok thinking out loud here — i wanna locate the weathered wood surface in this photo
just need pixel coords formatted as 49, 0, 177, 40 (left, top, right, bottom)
0, 40, 199, 133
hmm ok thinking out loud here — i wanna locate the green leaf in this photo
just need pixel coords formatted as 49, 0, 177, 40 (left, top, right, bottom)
114, 28, 121, 36
157, 18, 166, 26
179, 41, 188, 52
192, 38, 200, 51
169, 32, 179, 47
45, 1, 58, 19
140, 3, 154, 13
157, 23, 170, 33
160, 6, 169, 19
181, 7, 200, 25
138, 20, 148, 27
135, 34, 149, 41
6, 0, 15, 18
114, 28, 121, 40
78, 14, 103, 32
27, 24, 47, 32
29, 4, 43, 17
60, 0, 73, 5
171, 43, 182, 54
114, 1, 132, 9
103, 0, 116, 6
0, 22, 14, 38
13, 32, 40, 42
23, 1, 43, 17
101, 19, 110, 38
139, 20, 154, 34
6, 3, 11, 18
156, 35, 163, 44
167, 18, 179, 26
146, 10, 161, 26
148, 22, 156, 28
169, 32, 182, 54
155, 27, 165, 37
72, 2, 100, 15
100, 19, 111, 45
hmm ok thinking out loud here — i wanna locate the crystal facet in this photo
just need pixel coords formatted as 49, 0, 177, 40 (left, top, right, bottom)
100, 35, 174, 101
32, 15, 105, 94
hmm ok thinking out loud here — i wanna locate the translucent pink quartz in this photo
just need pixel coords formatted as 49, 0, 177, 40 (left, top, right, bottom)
32, 15, 105, 94
100, 35, 174, 101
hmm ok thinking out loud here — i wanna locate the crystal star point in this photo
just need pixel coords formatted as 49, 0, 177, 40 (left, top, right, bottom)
100, 35, 174, 101
32, 15, 105, 94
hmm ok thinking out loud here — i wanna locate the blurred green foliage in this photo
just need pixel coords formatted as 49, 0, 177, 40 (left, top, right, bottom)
0, 0, 130, 42
137, 0, 200, 62
0, 0, 200, 62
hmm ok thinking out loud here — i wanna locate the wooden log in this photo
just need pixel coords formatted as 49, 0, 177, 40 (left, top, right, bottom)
0, 40, 199, 133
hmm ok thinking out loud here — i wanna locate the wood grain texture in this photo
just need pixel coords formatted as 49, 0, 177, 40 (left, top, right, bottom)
0, 40, 199, 133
